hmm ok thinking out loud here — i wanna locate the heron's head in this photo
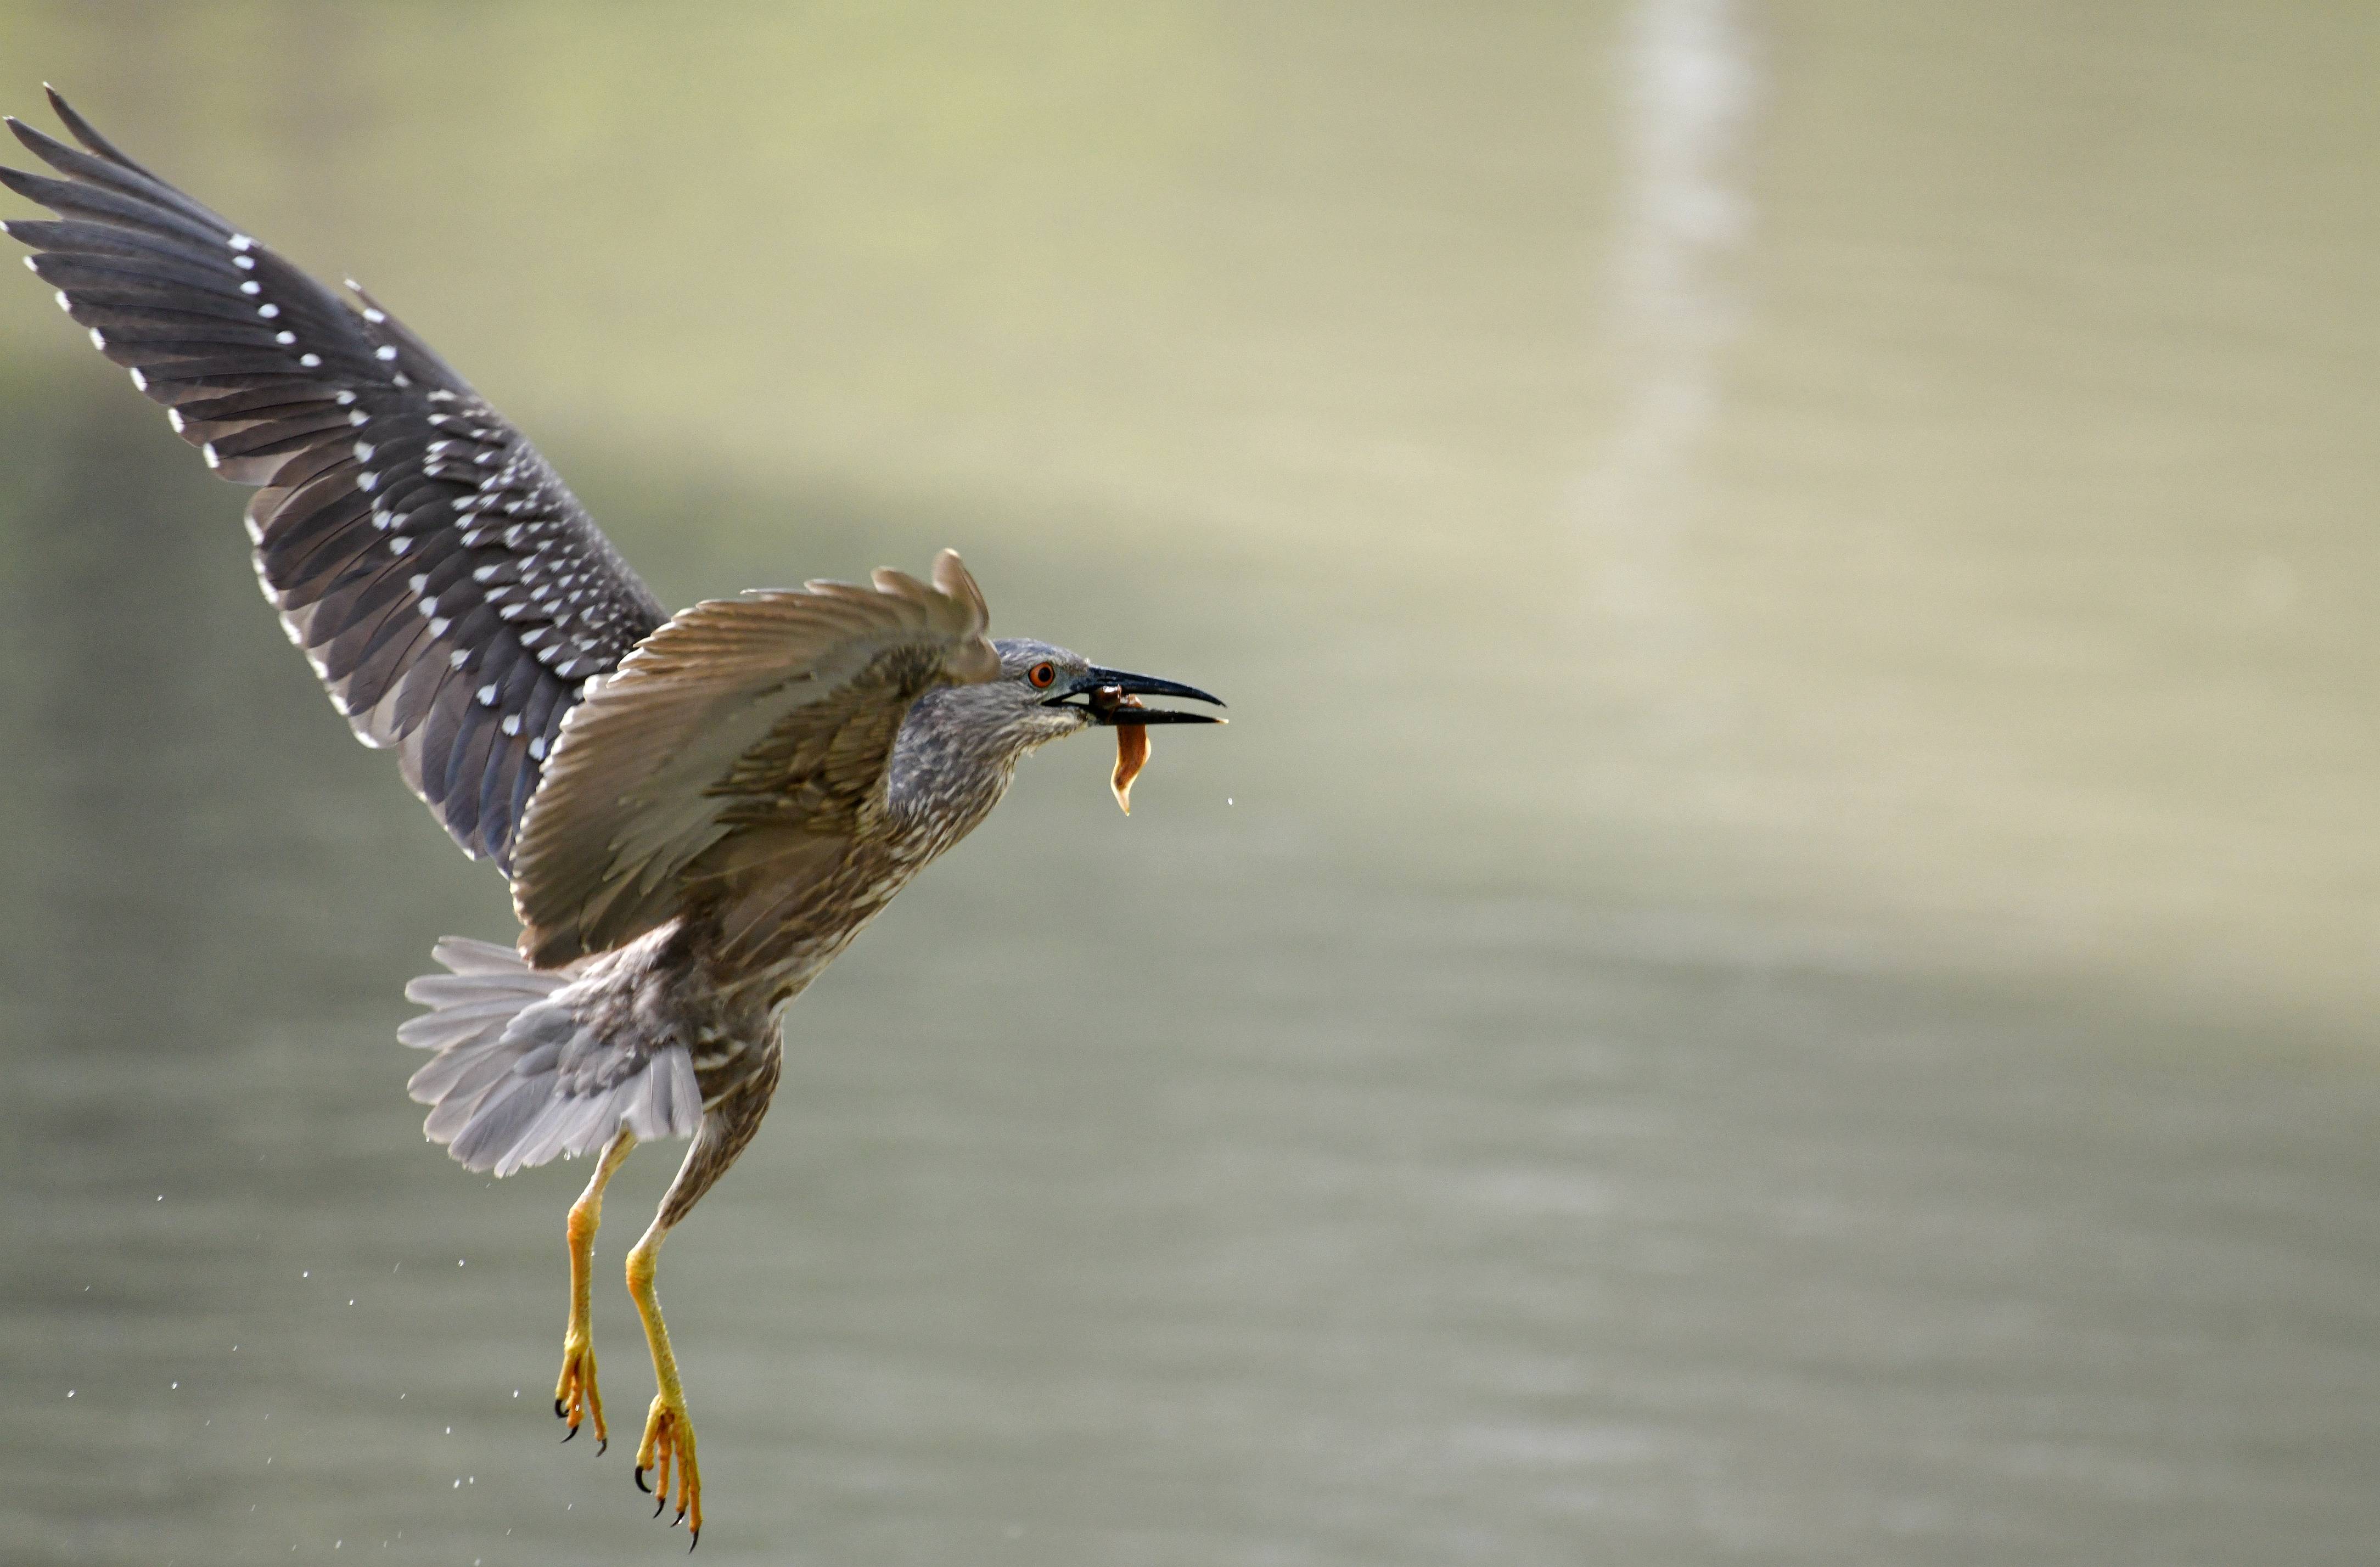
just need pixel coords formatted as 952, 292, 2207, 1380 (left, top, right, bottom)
894, 637, 1222, 823
983, 637, 1225, 748
908, 637, 1224, 761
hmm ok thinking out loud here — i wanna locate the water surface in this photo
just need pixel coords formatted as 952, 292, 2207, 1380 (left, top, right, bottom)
0, 4, 2373, 1564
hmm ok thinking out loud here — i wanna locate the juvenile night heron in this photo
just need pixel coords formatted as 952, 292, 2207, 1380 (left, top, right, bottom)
3, 91, 1222, 1542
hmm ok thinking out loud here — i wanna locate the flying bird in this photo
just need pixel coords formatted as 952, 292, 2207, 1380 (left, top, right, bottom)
2, 88, 1222, 1543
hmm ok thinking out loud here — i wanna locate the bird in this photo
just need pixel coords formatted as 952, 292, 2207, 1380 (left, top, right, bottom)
2, 88, 1223, 1544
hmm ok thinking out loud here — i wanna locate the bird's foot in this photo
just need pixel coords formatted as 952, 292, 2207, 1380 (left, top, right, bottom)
634, 1391, 702, 1544
553, 1333, 608, 1452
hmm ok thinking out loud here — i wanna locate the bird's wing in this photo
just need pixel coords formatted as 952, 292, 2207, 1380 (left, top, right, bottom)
510, 551, 997, 969
0, 91, 669, 870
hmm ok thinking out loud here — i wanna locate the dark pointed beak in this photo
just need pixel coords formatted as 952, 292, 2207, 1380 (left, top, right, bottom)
1044, 666, 1227, 724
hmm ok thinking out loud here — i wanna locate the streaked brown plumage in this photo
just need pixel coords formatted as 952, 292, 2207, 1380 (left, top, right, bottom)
3, 89, 1222, 1543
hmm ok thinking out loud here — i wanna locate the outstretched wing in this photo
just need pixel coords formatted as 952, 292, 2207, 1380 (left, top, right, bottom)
1, 90, 668, 869
512, 551, 997, 969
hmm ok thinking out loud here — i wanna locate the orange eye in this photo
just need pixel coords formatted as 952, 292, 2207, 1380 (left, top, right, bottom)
1027, 662, 1058, 689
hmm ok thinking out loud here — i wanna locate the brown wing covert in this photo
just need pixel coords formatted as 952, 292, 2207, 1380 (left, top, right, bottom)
510, 552, 997, 968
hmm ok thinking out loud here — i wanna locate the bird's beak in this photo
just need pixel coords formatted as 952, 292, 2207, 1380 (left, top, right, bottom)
1043, 666, 1227, 725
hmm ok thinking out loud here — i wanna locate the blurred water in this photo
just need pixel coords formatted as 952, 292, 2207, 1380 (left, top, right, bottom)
1, 4, 2375, 1565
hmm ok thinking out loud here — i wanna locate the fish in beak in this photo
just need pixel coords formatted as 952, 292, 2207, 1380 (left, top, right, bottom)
1041, 666, 1225, 813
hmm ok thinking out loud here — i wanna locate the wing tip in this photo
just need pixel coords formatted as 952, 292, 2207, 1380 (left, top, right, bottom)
40, 84, 137, 170
5, 106, 75, 169
510, 911, 582, 973
931, 548, 990, 633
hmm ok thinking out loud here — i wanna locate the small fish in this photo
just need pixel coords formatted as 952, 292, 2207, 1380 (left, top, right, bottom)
1111, 695, 1149, 813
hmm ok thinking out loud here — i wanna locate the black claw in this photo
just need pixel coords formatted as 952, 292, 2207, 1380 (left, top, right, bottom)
654, 1493, 669, 1519
673, 1506, 686, 1527
562, 1424, 577, 1444
554, 1398, 569, 1419
689, 1531, 699, 1553
634, 1465, 650, 1493
597, 1436, 609, 1456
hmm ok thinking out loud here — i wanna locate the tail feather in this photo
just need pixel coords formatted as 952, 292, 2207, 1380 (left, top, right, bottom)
419, 936, 544, 977
401, 936, 700, 1176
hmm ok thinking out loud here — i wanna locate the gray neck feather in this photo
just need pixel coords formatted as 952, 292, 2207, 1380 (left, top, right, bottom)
885, 686, 1034, 859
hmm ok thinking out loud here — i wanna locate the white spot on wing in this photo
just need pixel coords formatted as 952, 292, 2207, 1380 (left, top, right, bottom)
228, 233, 254, 251
375, 345, 398, 362
299, 353, 322, 368
257, 304, 279, 319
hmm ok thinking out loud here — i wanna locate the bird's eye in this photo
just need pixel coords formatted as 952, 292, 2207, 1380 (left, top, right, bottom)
1027, 662, 1058, 690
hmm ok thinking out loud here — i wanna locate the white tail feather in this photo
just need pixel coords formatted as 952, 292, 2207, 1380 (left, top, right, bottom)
401, 936, 699, 1175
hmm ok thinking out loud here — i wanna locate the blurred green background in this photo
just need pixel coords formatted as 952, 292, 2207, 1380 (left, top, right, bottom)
0, 3, 2373, 1564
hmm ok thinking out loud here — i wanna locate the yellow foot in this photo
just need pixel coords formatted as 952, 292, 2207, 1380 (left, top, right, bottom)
633, 1393, 703, 1543
553, 1334, 608, 1453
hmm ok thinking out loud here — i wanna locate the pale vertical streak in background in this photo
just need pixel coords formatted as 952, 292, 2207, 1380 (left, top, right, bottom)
1576, 0, 1755, 729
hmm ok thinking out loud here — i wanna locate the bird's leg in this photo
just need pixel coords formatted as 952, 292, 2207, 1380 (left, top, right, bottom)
555, 1128, 637, 1450
626, 1210, 701, 1539
625, 1061, 779, 1544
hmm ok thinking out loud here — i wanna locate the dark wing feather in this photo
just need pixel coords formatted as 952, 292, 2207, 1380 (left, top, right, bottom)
1, 90, 668, 870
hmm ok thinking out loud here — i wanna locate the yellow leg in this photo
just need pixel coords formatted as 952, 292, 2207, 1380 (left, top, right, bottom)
554, 1130, 636, 1451
627, 1215, 702, 1541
